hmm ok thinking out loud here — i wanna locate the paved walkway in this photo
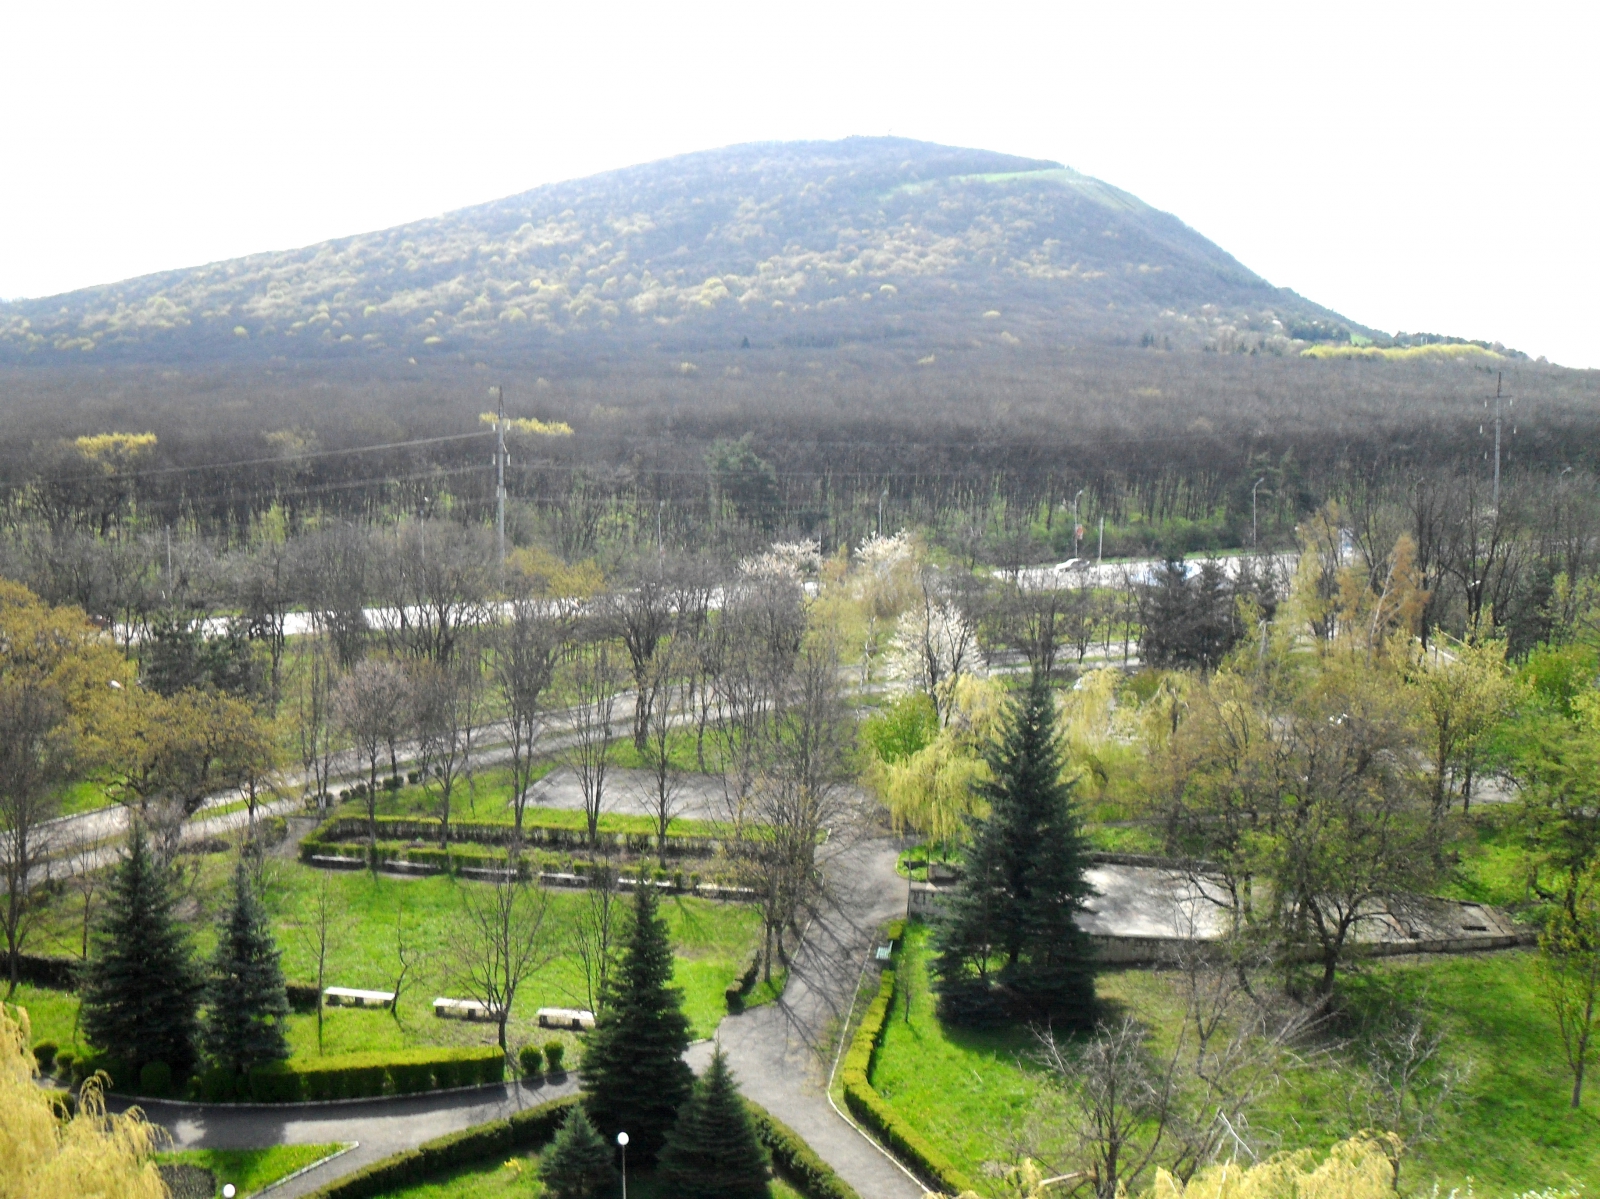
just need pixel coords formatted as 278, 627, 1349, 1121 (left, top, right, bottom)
116, 1078, 580, 1198
690, 837, 923, 1199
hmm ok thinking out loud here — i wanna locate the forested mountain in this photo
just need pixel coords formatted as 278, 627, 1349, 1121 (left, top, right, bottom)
0, 137, 1364, 366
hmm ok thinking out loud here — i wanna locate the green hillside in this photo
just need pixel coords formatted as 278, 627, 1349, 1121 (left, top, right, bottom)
0, 137, 1362, 366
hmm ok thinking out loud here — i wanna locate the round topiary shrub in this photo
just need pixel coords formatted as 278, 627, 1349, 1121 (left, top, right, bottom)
53, 1051, 75, 1076
543, 1041, 565, 1074
32, 1041, 58, 1071
140, 1060, 173, 1096
519, 1044, 545, 1078
198, 1066, 237, 1103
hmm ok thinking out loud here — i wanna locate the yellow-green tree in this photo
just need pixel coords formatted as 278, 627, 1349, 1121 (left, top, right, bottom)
0, 582, 133, 992
0, 1004, 167, 1199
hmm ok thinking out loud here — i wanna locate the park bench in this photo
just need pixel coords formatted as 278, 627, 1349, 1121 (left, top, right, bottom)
537, 1006, 596, 1031
433, 996, 499, 1021
324, 986, 396, 1009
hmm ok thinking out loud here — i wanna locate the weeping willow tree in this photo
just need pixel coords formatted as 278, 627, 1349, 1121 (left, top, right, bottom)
869, 675, 1005, 847
0, 1005, 168, 1199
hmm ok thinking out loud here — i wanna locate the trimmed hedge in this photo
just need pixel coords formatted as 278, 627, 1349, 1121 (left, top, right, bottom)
303, 1094, 579, 1199
746, 1098, 862, 1199
300, 1092, 854, 1199
303, 814, 725, 858
243, 1046, 504, 1103
839, 956, 975, 1196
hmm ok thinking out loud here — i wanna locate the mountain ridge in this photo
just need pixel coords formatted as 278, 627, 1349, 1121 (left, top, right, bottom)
0, 136, 1365, 365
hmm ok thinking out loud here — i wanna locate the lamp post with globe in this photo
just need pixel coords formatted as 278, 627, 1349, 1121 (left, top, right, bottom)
617, 1131, 629, 1199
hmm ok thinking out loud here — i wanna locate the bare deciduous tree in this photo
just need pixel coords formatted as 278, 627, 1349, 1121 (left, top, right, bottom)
494, 596, 565, 836
293, 870, 348, 1055
570, 861, 622, 1015
333, 659, 411, 858
454, 873, 555, 1054
562, 638, 621, 847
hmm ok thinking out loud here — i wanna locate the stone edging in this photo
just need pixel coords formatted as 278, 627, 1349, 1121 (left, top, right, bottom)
251, 1143, 360, 1198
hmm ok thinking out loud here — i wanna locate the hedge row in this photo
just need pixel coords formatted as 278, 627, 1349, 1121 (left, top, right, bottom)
839, 927, 974, 1197
5, 953, 78, 989
234, 1046, 504, 1103
308, 814, 725, 856
302, 1092, 854, 1199
746, 1098, 862, 1199
303, 1093, 579, 1199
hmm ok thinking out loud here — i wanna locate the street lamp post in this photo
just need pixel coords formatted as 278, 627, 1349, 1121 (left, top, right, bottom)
1251, 477, 1266, 549
617, 1131, 629, 1199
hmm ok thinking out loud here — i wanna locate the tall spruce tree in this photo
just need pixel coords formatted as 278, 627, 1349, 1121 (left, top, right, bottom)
582, 883, 693, 1163
80, 822, 203, 1076
657, 1046, 771, 1199
933, 674, 1096, 1024
539, 1105, 618, 1199
201, 857, 291, 1077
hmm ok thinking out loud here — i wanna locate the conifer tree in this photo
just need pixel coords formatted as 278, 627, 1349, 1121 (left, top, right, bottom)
539, 1105, 618, 1199
656, 1046, 771, 1199
582, 883, 693, 1162
80, 822, 203, 1077
201, 857, 291, 1077
933, 674, 1096, 1024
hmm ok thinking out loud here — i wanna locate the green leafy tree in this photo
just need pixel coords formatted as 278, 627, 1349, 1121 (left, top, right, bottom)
80, 822, 203, 1077
539, 1105, 618, 1199
1538, 865, 1600, 1109
656, 1046, 771, 1199
582, 884, 693, 1163
707, 435, 780, 529
934, 675, 1097, 1024
201, 858, 291, 1077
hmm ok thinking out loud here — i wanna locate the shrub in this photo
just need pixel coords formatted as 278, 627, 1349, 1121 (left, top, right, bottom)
32, 1041, 57, 1070
839, 966, 975, 1195
301, 1095, 579, 1199
197, 1066, 237, 1103
746, 1099, 861, 1199
245, 1046, 503, 1103
518, 1044, 545, 1078
543, 1041, 565, 1073
139, 1060, 173, 1096
53, 1050, 75, 1076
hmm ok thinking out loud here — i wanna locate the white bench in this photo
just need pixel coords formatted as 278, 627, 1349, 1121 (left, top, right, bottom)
324, 987, 395, 1009
433, 996, 500, 1021
537, 1007, 595, 1031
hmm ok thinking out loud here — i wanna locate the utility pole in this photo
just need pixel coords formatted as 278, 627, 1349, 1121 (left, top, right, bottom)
1073, 488, 1085, 557
1251, 476, 1266, 549
494, 385, 506, 564
1097, 515, 1104, 567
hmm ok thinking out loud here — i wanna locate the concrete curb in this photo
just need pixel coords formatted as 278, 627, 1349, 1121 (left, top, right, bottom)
250, 1143, 359, 1198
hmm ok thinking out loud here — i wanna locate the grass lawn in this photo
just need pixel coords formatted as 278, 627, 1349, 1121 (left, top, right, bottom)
872, 923, 1600, 1196
374, 1145, 803, 1199
354, 762, 730, 838
19, 855, 763, 1065
156, 1144, 346, 1196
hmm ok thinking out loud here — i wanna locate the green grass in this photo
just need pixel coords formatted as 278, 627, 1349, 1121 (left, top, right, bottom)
374, 1146, 802, 1199
355, 763, 729, 838
58, 778, 115, 816
6, 982, 87, 1056
155, 1144, 346, 1196
871, 924, 1600, 1196
22, 854, 765, 1062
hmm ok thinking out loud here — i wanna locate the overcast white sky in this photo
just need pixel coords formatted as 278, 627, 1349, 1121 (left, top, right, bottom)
3, 1, 1595, 366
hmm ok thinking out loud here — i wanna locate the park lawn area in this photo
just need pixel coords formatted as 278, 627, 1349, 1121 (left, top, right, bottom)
6, 982, 88, 1056
1436, 808, 1543, 917
264, 864, 758, 1041
20, 855, 763, 1059
156, 1144, 346, 1196
872, 924, 1600, 1197
58, 777, 115, 816
360, 763, 729, 838
372, 1145, 803, 1199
